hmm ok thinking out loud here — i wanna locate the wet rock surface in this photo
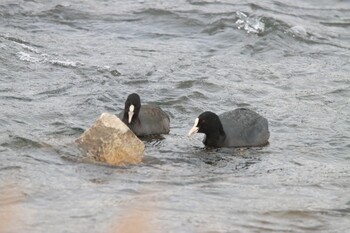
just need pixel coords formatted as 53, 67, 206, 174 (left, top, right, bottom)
76, 113, 145, 165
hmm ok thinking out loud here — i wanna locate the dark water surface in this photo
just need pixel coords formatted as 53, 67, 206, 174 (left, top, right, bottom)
1, 0, 350, 232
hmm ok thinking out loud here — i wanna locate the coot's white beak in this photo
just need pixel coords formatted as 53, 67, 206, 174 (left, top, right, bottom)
128, 104, 134, 123
188, 118, 199, 137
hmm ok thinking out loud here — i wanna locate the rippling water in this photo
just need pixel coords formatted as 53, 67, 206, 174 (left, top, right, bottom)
1, 0, 350, 232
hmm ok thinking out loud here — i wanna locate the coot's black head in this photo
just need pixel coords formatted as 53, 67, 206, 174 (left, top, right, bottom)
123, 93, 141, 124
188, 111, 226, 147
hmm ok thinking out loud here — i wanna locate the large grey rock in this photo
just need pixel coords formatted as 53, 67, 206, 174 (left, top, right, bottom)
76, 113, 145, 165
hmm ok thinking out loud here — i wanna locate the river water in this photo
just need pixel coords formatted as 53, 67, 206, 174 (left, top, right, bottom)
1, 0, 349, 232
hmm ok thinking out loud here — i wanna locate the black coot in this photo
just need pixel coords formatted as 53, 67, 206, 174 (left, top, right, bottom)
118, 93, 170, 136
188, 108, 269, 148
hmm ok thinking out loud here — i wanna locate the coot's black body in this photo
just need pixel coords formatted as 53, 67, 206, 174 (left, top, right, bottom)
119, 93, 170, 137
188, 108, 269, 148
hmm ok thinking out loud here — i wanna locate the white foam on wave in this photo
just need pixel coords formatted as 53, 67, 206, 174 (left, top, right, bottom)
17, 51, 41, 63
49, 59, 80, 67
289, 25, 307, 37
20, 44, 40, 53
235, 11, 265, 34
17, 51, 82, 68
8, 33, 83, 68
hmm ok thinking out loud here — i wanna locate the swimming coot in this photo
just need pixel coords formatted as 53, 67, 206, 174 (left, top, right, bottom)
188, 108, 269, 148
118, 93, 170, 136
